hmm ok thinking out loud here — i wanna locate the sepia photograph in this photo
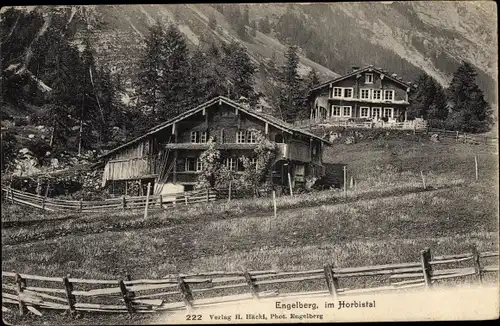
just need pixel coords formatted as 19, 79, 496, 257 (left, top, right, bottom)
1, 1, 498, 324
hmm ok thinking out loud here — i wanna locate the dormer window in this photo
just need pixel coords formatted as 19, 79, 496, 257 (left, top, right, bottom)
365, 73, 374, 84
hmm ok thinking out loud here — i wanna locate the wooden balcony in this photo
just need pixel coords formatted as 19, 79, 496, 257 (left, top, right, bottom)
276, 142, 312, 163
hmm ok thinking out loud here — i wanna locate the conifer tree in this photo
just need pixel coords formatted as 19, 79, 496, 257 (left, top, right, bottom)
407, 73, 447, 122
445, 62, 492, 132
160, 24, 192, 118
220, 42, 256, 103
138, 22, 167, 123
278, 45, 307, 121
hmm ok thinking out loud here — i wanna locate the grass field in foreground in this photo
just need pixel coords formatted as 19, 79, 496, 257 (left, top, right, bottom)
1, 138, 498, 325
2, 139, 498, 279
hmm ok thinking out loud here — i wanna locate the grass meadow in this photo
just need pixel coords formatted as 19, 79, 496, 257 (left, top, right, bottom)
2, 139, 498, 279
1, 137, 498, 325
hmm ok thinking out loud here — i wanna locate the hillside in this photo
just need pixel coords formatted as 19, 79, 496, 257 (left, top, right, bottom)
3, 3, 497, 108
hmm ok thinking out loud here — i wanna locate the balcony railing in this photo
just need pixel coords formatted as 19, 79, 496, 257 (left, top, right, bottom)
329, 96, 409, 105
276, 142, 312, 162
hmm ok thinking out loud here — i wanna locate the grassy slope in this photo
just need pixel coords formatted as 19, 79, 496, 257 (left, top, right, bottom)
2, 138, 498, 277
1, 137, 498, 325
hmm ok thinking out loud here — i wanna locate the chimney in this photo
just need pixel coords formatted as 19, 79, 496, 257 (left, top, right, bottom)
351, 66, 360, 72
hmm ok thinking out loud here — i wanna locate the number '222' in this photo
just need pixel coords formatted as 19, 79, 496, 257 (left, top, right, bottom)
186, 315, 202, 320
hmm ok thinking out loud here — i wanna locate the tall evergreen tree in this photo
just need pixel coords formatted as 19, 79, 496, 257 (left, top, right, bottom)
278, 45, 307, 121
160, 24, 192, 118
189, 48, 222, 106
138, 22, 167, 124
407, 73, 448, 121
446, 62, 492, 132
220, 42, 256, 103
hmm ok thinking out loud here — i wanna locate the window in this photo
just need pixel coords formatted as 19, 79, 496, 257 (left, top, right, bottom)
190, 131, 198, 143
200, 131, 207, 143
371, 107, 381, 118
360, 107, 370, 118
343, 88, 353, 98
196, 158, 203, 171
331, 105, 341, 117
224, 158, 237, 171
343, 106, 352, 117
333, 87, 342, 97
360, 89, 370, 99
373, 90, 382, 100
185, 158, 196, 171
236, 131, 245, 143
384, 90, 394, 101
365, 73, 374, 84
247, 130, 257, 143
191, 131, 208, 143
383, 107, 393, 118
249, 158, 258, 167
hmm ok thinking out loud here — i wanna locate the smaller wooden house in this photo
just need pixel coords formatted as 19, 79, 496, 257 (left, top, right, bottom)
98, 96, 331, 196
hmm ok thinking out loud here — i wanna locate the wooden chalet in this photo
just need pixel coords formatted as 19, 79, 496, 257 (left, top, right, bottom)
98, 96, 330, 195
309, 65, 412, 123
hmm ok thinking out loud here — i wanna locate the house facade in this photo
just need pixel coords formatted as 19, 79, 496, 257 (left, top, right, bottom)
98, 96, 330, 196
309, 66, 412, 123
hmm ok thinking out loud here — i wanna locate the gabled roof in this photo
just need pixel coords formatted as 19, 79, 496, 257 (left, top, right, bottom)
309, 65, 410, 94
99, 96, 330, 160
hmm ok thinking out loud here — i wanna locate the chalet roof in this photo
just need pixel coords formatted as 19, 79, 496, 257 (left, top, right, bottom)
309, 65, 410, 94
98, 96, 330, 160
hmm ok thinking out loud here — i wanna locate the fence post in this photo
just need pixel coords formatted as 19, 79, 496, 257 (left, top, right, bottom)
121, 196, 126, 211
206, 188, 210, 202
287, 172, 293, 197
36, 177, 41, 196
118, 280, 135, 314
15, 273, 26, 316
10, 186, 14, 204
185, 194, 188, 205
272, 191, 277, 219
471, 245, 483, 284
44, 181, 50, 198
343, 166, 347, 197
126, 273, 136, 298
62, 274, 76, 315
244, 272, 259, 299
144, 182, 151, 219
227, 181, 232, 203
456, 131, 459, 143
420, 248, 433, 288
177, 276, 193, 310
420, 171, 426, 190
323, 264, 338, 298
474, 155, 478, 181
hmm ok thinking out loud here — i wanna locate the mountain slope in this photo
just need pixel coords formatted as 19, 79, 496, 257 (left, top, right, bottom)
3, 3, 497, 107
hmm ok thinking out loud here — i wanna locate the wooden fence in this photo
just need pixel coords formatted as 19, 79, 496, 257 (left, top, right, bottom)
2, 247, 498, 317
426, 128, 498, 146
1, 187, 217, 213
294, 119, 428, 131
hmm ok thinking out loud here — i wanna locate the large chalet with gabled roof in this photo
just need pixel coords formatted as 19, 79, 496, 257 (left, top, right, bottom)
308, 65, 412, 123
98, 96, 330, 196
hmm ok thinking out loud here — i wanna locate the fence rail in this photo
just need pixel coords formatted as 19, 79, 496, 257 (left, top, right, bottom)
294, 119, 428, 131
2, 247, 497, 317
1, 187, 217, 213
426, 128, 498, 146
